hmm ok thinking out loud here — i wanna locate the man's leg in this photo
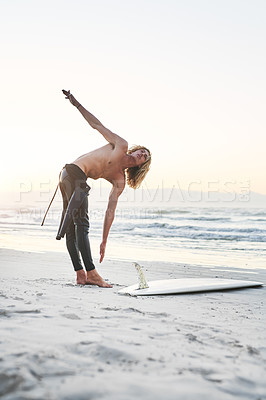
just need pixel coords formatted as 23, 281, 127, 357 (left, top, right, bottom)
66, 223, 87, 285
59, 174, 87, 285
74, 196, 112, 288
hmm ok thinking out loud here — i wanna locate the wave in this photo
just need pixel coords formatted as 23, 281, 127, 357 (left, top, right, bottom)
116, 230, 266, 242
1, 206, 266, 245
246, 218, 266, 222
148, 209, 191, 215
110, 220, 266, 243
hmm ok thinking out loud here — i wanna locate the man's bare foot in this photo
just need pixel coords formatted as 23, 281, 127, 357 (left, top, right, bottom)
86, 269, 112, 288
76, 269, 87, 285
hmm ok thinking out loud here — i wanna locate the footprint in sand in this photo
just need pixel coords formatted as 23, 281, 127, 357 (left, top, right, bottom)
61, 313, 81, 320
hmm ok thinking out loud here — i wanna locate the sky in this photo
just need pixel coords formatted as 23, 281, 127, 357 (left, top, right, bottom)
1, 0, 266, 201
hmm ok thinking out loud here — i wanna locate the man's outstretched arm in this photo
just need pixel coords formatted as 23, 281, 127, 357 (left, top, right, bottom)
99, 182, 125, 263
62, 90, 127, 148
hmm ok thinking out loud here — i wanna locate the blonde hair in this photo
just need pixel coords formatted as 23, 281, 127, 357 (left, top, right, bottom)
126, 145, 151, 189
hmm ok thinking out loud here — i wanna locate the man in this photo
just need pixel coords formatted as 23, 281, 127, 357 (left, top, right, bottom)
56, 90, 151, 287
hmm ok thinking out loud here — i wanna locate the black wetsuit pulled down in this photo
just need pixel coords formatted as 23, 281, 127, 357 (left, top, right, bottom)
57, 164, 95, 272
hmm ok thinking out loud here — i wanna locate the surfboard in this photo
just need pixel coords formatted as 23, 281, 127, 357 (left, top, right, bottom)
118, 278, 263, 296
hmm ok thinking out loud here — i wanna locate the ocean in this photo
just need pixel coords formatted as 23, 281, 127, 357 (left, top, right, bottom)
0, 203, 266, 271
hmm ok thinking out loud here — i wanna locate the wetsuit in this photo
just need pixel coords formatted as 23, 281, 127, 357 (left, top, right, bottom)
57, 164, 95, 272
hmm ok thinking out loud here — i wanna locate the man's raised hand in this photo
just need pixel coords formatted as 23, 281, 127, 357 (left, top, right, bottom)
62, 89, 71, 99
62, 89, 80, 107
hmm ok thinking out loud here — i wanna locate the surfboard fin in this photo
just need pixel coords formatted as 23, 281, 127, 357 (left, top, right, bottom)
133, 262, 149, 290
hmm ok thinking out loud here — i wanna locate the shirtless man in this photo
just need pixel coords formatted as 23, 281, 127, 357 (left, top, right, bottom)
58, 90, 151, 287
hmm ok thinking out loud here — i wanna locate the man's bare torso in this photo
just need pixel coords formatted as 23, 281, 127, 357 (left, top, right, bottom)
72, 143, 127, 184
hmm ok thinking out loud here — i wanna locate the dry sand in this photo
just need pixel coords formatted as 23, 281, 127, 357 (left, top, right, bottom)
0, 248, 265, 400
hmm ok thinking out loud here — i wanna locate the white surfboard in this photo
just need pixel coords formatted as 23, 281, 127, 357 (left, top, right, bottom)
118, 278, 263, 296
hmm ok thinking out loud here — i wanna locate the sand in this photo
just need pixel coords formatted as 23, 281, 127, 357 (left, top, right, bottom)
0, 248, 265, 400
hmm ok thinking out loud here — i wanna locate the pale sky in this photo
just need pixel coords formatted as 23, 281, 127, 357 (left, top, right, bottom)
1, 0, 266, 197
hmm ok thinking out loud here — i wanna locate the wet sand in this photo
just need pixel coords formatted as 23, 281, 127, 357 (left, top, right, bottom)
0, 248, 265, 399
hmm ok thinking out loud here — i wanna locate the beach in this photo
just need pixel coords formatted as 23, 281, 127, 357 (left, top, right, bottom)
1, 0, 266, 397
0, 244, 265, 400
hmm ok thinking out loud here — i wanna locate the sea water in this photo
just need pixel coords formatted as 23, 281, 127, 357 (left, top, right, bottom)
0, 203, 266, 270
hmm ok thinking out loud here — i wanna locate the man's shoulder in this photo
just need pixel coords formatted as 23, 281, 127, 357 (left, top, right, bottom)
114, 138, 128, 152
